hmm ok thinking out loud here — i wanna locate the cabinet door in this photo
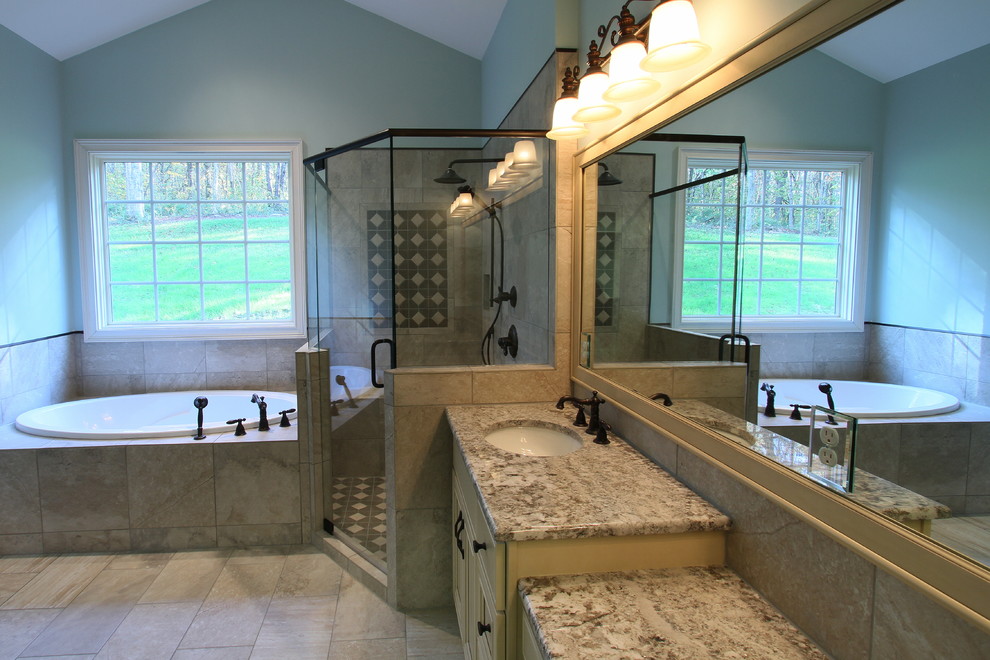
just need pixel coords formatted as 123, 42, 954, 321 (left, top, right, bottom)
452, 478, 471, 651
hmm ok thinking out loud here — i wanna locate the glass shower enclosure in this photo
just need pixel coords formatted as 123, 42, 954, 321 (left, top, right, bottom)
303, 130, 552, 567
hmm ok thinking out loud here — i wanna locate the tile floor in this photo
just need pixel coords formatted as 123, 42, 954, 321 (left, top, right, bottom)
0, 545, 463, 659
330, 476, 388, 565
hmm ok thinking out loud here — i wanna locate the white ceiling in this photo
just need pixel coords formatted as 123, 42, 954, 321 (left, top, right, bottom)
0, 0, 986, 77
818, 0, 990, 83
0, 0, 212, 61
0, 0, 505, 62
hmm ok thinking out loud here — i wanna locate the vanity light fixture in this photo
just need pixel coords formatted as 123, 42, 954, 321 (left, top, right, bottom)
641, 0, 711, 71
602, 4, 661, 102
446, 141, 544, 214
547, 67, 589, 139
547, 0, 711, 140
572, 43, 622, 123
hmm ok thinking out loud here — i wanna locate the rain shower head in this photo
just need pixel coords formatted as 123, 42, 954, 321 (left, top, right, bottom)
434, 167, 467, 184
598, 162, 622, 186
433, 158, 503, 184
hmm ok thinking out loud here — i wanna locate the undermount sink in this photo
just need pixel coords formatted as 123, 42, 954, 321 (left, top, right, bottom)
485, 425, 583, 457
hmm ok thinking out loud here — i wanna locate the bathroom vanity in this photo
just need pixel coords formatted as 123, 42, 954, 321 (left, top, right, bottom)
447, 403, 731, 659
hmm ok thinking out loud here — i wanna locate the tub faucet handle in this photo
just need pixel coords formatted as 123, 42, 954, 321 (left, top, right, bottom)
278, 409, 296, 427
226, 418, 247, 436
572, 404, 588, 427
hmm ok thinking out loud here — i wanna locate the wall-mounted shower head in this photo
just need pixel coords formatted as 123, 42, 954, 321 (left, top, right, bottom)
433, 158, 503, 184
434, 167, 466, 184
598, 162, 622, 186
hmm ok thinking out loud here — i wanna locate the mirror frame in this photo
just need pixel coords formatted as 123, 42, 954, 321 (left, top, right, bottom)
569, 0, 990, 626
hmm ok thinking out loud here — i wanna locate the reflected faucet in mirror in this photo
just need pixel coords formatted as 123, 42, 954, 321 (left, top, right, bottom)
650, 392, 673, 406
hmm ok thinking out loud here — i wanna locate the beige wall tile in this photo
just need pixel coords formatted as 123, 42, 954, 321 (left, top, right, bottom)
390, 370, 473, 407
214, 443, 300, 526
389, 405, 451, 512
126, 445, 216, 529
38, 447, 129, 534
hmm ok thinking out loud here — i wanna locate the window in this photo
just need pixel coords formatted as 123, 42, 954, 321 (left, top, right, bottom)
75, 140, 305, 341
674, 148, 871, 332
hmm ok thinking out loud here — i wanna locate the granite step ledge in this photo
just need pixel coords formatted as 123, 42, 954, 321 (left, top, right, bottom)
519, 566, 827, 659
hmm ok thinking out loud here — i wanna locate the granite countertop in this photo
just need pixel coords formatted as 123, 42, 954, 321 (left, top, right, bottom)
519, 567, 827, 659
670, 400, 951, 523
446, 403, 731, 543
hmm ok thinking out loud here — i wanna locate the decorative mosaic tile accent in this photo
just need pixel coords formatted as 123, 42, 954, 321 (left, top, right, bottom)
596, 211, 617, 327
330, 475, 387, 563
366, 209, 449, 329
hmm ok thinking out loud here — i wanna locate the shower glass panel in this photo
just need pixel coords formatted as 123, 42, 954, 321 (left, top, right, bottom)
304, 130, 552, 566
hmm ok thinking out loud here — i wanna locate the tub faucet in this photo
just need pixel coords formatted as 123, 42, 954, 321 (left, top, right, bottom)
251, 394, 270, 431
818, 382, 838, 425
556, 391, 605, 434
760, 383, 776, 417
193, 396, 209, 440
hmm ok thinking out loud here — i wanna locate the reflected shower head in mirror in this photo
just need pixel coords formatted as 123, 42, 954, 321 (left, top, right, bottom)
598, 162, 622, 186
433, 158, 503, 184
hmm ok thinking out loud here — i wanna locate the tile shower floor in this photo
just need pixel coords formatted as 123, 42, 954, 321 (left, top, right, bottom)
0, 545, 462, 659
331, 476, 388, 565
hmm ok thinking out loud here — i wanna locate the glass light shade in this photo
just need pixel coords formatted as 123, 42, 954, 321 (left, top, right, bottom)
487, 168, 510, 191
500, 154, 529, 180
603, 39, 660, 102
509, 140, 540, 170
450, 192, 474, 217
572, 71, 621, 123
547, 96, 589, 140
641, 0, 711, 72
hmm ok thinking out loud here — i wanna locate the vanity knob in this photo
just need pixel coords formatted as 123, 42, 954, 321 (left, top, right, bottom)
472, 540, 487, 553
477, 621, 492, 636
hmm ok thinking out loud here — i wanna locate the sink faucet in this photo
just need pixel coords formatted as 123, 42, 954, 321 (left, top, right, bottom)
251, 393, 270, 431
556, 391, 605, 434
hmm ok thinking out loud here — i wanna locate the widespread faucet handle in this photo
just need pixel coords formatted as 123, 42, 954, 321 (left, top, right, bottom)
594, 420, 611, 445
572, 404, 588, 427
226, 418, 247, 436
278, 409, 296, 427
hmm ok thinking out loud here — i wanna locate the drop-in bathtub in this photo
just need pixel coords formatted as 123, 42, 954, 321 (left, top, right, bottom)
14, 390, 297, 440
758, 379, 960, 418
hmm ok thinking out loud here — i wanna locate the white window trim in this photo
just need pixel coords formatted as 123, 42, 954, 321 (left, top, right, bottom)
75, 139, 307, 341
672, 147, 871, 334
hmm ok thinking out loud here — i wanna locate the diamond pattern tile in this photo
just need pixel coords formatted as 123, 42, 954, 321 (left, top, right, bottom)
596, 211, 617, 327
329, 476, 388, 563
366, 208, 449, 329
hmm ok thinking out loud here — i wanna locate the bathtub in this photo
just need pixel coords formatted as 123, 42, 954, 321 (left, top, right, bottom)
758, 379, 960, 418
14, 390, 297, 440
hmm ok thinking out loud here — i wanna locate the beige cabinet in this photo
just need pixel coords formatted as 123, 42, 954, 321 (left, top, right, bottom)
453, 449, 727, 658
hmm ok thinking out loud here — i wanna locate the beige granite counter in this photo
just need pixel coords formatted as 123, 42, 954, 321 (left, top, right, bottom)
670, 399, 951, 525
446, 403, 731, 543
519, 567, 827, 659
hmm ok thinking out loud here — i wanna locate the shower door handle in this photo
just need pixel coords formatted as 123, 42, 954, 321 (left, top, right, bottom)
370, 338, 396, 389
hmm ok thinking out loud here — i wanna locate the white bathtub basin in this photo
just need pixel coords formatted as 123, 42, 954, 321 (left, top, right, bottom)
485, 426, 583, 456
15, 390, 297, 439
760, 379, 959, 418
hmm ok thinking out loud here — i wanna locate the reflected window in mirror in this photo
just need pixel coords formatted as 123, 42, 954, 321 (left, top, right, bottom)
673, 149, 872, 333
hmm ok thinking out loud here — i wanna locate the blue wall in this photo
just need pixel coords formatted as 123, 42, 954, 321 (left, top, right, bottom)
0, 26, 74, 343
1, 0, 484, 345
870, 44, 990, 334
61, 0, 481, 149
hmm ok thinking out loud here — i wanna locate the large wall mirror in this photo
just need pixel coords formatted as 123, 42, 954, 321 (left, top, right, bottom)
577, 0, 990, 600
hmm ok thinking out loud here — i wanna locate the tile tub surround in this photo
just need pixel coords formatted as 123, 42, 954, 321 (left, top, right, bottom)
446, 403, 730, 542
761, 404, 990, 515
599, 400, 990, 659
519, 567, 827, 659
674, 399, 951, 529
0, 333, 81, 426
0, 423, 303, 554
